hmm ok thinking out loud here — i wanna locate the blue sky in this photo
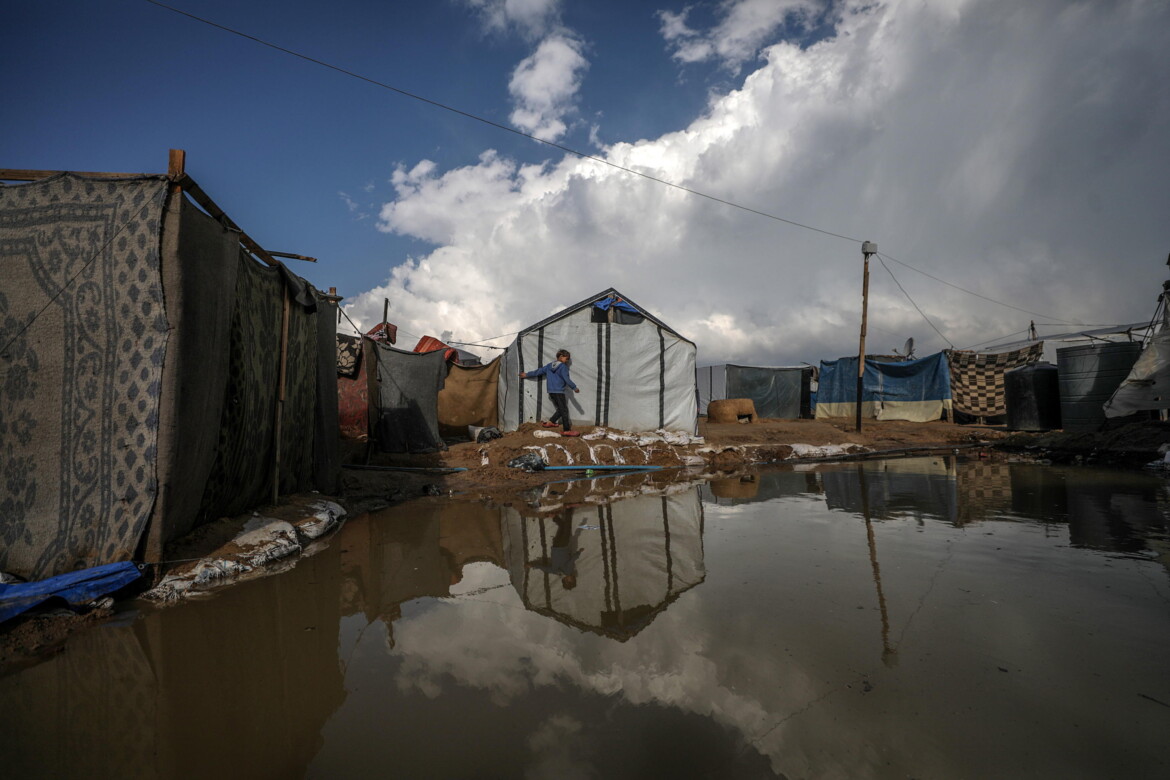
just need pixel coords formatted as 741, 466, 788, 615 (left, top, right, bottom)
6, 0, 1170, 363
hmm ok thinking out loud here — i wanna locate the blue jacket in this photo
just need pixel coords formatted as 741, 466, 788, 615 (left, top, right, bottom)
526, 361, 578, 394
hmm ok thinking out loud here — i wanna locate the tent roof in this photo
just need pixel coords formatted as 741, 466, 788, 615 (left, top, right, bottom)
519, 287, 694, 346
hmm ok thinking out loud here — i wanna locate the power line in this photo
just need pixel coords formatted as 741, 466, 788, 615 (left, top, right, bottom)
143, 0, 858, 245
146, 0, 1096, 330
876, 255, 953, 348
877, 251, 1077, 325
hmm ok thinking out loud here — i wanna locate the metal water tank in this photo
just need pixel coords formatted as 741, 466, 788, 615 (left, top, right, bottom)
1056, 342, 1143, 432
1005, 362, 1061, 431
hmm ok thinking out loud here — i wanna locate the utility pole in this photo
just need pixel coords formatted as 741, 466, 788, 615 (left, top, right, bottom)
857, 241, 877, 433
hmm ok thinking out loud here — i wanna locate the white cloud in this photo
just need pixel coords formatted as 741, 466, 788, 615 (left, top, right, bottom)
508, 33, 589, 141
660, 0, 819, 70
462, 0, 562, 39
347, 0, 1170, 365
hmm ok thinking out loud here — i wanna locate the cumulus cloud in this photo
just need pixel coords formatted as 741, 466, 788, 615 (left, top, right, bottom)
659, 0, 819, 70
462, 0, 562, 39
347, 0, 1170, 365
508, 33, 589, 141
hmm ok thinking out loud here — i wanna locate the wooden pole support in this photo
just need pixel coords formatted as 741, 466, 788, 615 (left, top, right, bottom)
273, 280, 292, 505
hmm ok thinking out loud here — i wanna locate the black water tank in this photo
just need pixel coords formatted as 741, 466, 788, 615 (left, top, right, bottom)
1005, 362, 1061, 431
1056, 342, 1143, 432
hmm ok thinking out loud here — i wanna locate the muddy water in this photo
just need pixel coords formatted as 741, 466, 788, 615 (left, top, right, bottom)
2, 457, 1169, 778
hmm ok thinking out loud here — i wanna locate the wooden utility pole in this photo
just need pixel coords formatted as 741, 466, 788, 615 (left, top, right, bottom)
856, 241, 877, 433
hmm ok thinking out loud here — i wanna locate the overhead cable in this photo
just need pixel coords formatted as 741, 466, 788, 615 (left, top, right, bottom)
876, 255, 953, 348
143, 0, 858, 244
146, 0, 1094, 328
877, 252, 1077, 325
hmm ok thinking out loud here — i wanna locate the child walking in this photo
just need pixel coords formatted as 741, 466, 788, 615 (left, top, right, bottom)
520, 349, 581, 436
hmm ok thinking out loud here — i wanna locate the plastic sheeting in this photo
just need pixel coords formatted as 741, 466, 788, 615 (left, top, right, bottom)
372, 343, 448, 453
816, 353, 952, 422
498, 290, 697, 433
0, 561, 141, 623
697, 364, 811, 418
1105, 315, 1170, 417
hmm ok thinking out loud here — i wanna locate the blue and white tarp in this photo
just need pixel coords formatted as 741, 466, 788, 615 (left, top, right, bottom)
816, 353, 952, 422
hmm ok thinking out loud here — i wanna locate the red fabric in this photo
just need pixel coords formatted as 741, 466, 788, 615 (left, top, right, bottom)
367, 321, 397, 344
414, 335, 459, 363
338, 356, 370, 439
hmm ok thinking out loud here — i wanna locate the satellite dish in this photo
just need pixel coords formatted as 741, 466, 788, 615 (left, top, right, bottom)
904, 337, 915, 359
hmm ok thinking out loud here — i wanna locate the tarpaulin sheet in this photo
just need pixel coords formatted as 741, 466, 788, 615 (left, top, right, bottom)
438, 356, 501, 436
0, 561, 141, 623
698, 364, 810, 418
946, 343, 1044, 417
0, 174, 169, 580
372, 343, 448, 453
816, 352, 952, 422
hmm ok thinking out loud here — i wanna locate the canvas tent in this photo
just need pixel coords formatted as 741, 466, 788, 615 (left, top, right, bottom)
697, 364, 813, 418
816, 352, 952, 422
0, 166, 339, 580
498, 289, 698, 433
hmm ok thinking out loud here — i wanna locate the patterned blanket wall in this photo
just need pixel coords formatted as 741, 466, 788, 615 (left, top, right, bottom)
946, 343, 1045, 417
0, 175, 170, 579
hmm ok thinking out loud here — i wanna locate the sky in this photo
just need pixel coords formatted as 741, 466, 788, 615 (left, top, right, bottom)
5, 0, 1169, 365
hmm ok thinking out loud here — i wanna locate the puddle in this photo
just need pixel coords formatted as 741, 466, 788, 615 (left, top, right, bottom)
2, 457, 1169, 777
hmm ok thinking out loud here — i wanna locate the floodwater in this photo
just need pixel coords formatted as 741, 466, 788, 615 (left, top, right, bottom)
3, 457, 1170, 779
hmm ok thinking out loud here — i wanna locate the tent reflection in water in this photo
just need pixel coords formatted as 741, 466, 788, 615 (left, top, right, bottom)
502, 490, 705, 640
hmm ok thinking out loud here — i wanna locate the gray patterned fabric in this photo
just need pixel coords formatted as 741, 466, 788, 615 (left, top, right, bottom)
194, 255, 319, 526
0, 174, 169, 579
946, 343, 1044, 416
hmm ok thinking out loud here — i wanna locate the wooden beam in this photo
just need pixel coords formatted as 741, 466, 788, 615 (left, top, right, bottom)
167, 149, 186, 180
0, 169, 155, 181
175, 173, 280, 267
269, 251, 318, 263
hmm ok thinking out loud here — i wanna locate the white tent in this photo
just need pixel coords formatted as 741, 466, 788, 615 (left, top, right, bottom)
498, 288, 698, 433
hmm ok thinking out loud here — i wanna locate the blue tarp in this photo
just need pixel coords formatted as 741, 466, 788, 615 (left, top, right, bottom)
592, 296, 639, 313
0, 561, 141, 623
816, 353, 952, 422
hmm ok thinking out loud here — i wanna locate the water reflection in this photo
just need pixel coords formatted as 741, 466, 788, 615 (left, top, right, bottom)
502, 491, 705, 641
3, 461, 1169, 778
0, 552, 345, 778
705, 457, 1170, 563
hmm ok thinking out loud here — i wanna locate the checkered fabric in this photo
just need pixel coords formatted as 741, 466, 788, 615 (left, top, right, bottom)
946, 343, 1044, 416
